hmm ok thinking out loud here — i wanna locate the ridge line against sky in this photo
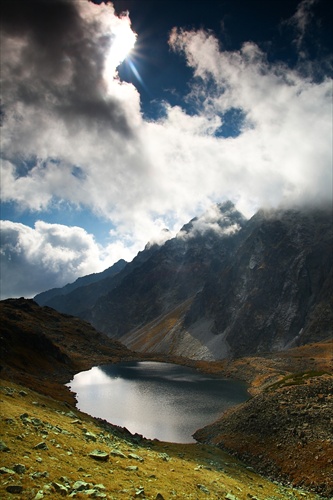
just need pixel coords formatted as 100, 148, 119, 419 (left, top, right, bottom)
0, 0, 332, 299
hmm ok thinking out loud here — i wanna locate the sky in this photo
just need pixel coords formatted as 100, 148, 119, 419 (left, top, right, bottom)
1, 0, 332, 300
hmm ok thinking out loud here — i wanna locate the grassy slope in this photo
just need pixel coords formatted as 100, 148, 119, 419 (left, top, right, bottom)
0, 381, 325, 500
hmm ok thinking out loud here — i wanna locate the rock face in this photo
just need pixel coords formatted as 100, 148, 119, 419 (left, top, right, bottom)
183, 207, 333, 358
35, 203, 333, 360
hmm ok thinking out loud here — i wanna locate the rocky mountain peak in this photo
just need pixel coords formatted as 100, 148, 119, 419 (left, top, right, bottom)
178, 201, 247, 240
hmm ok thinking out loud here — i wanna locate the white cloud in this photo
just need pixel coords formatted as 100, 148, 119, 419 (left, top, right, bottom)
168, 29, 332, 209
286, 0, 317, 53
178, 203, 243, 240
0, 220, 126, 299
1, 0, 332, 298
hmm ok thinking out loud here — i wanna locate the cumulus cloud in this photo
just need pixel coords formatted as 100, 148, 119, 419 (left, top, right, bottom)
0, 220, 141, 299
168, 28, 332, 210
178, 203, 244, 240
1, 0, 332, 298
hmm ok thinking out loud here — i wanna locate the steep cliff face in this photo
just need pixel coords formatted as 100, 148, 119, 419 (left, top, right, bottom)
36, 204, 332, 360
183, 208, 333, 358
88, 202, 246, 338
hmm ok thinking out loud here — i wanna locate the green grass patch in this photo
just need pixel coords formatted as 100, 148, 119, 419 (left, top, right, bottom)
265, 371, 331, 392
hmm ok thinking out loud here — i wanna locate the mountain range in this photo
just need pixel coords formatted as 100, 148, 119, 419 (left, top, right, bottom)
35, 201, 333, 360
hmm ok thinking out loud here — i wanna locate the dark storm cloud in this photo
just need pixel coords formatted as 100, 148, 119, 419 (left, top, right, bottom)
2, 0, 82, 80
1, 0, 132, 134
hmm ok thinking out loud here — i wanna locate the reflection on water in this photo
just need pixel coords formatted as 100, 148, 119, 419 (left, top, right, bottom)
67, 361, 248, 443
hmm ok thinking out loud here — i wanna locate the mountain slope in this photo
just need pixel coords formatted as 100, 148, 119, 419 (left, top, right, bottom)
87, 202, 246, 338
34, 243, 160, 318
182, 207, 333, 358
97, 206, 333, 360
36, 204, 333, 361
0, 298, 331, 498
0, 298, 134, 401
34, 259, 127, 306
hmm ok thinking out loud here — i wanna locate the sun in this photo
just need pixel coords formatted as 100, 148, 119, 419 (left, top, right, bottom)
104, 23, 137, 81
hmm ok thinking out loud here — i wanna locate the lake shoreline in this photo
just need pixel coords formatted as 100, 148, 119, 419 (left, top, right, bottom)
67, 360, 249, 443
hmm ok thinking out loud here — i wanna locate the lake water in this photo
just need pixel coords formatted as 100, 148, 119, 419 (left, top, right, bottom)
67, 361, 249, 443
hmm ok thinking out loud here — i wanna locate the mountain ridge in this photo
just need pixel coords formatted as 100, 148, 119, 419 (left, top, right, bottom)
35, 203, 333, 361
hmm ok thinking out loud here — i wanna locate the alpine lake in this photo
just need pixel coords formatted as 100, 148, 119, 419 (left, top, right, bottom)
67, 361, 249, 443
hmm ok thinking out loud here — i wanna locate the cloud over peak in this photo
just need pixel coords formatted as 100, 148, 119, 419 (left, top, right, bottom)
1, 0, 332, 298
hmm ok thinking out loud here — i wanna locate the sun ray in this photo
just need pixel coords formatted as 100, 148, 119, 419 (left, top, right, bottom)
104, 21, 137, 82
127, 60, 150, 94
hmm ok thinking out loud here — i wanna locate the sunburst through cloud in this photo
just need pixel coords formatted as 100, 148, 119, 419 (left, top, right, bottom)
0, 0, 332, 299
104, 12, 137, 82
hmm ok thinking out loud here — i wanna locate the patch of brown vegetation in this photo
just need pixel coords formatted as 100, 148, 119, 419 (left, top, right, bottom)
194, 341, 333, 498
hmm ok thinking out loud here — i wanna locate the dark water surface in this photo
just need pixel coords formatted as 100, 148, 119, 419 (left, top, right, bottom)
67, 361, 248, 443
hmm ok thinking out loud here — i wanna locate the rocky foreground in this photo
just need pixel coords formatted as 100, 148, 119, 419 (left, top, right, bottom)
1, 298, 332, 499
194, 374, 333, 497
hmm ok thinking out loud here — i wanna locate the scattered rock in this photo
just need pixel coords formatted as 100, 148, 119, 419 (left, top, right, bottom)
72, 480, 90, 491
19, 390, 28, 397
12, 464, 26, 474
52, 482, 69, 496
66, 411, 77, 419
126, 465, 139, 471
0, 440, 10, 452
59, 475, 71, 485
110, 449, 127, 458
3, 387, 15, 396
225, 493, 239, 500
34, 442, 48, 450
88, 450, 109, 461
82, 489, 106, 498
94, 484, 106, 490
30, 471, 49, 479
31, 417, 43, 426
85, 431, 97, 442
197, 483, 210, 494
6, 485, 23, 494
128, 453, 144, 462
34, 491, 44, 499
0, 466, 16, 474
135, 486, 145, 497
